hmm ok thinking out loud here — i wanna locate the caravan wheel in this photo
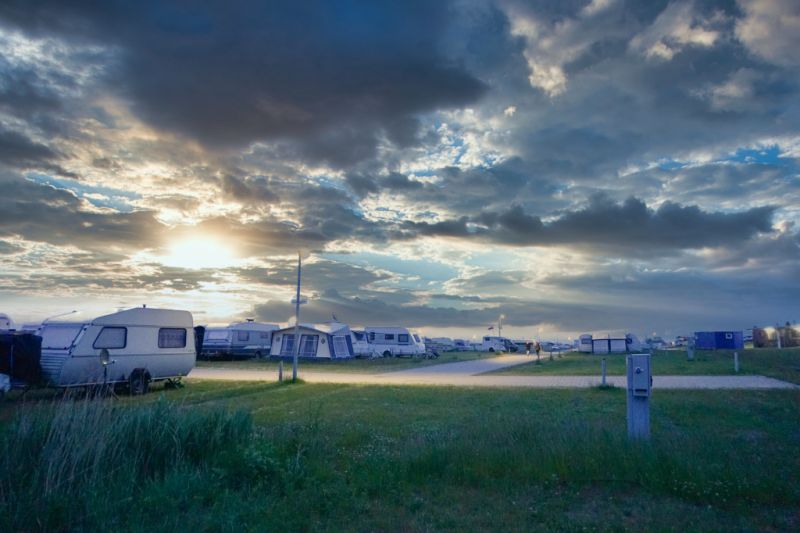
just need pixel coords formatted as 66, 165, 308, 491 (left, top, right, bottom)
129, 369, 150, 396
488, 348, 495, 353
383, 350, 392, 358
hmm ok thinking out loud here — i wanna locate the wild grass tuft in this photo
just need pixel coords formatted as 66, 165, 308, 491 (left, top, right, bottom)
0, 395, 251, 531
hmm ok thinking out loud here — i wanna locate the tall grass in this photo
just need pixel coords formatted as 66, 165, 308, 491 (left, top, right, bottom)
0, 395, 251, 531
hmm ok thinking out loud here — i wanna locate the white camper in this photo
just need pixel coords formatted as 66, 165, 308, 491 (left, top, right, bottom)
481, 336, 514, 352
578, 334, 593, 353
365, 326, 426, 357
0, 314, 15, 331
38, 307, 196, 393
350, 330, 373, 357
271, 323, 355, 358
202, 320, 278, 359
429, 337, 456, 352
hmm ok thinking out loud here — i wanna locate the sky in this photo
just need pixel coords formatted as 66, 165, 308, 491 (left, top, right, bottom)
1, 0, 798, 341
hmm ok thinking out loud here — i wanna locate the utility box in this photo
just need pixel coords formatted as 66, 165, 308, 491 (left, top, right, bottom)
628, 353, 651, 397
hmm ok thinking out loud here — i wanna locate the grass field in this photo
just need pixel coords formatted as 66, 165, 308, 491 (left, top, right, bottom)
196, 350, 486, 373
2, 381, 799, 531
491, 347, 800, 383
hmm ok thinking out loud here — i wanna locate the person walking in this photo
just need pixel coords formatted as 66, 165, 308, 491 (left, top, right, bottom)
525, 340, 532, 356
534, 341, 541, 358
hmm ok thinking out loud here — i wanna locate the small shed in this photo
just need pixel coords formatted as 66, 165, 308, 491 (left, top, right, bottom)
694, 331, 743, 350
271, 323, 354, 359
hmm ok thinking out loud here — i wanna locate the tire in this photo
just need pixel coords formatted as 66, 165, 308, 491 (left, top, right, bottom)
383, 350, 392, 358
255, 351, 262, 359
129, 369, 150, 396
488, 348, 495, 353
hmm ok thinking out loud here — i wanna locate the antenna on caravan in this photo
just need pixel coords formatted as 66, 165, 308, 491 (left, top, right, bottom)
42, 310, 78, 323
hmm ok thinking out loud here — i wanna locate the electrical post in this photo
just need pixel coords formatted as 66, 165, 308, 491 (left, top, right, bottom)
627, 353, 652, 440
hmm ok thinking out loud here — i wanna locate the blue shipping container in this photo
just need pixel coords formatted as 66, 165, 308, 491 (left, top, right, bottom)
694, 331, 743, 350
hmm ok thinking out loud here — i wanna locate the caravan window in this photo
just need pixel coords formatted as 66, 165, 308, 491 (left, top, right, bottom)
398, 333, 409, 343
384, 333, 395, 341
158, 328, 187, 348
369, 332, 375, 342
260, 332, 271, 339
93, 327, 127, 349
332, 336, 349, 357
413, 334, 421, 343
280, 334, 295, 356
237, 330, 249, 342
206, 329, 228, 340
299, 335, 319, 357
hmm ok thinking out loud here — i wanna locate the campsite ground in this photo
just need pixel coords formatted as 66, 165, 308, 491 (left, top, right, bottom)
490, 347, 800, 384
2, 380, 799, 531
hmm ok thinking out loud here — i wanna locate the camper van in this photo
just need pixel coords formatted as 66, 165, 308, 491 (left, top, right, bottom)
481, 336, 515, 352
350, 330, 373, 357
38, 307, 197, 393
0, 314, 15, 331
365, 327, 426, 357
201, 321, 278, 359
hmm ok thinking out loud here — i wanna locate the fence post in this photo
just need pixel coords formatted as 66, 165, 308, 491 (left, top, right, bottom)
601, 358, 607, 386
734, 351, 739, 373
278, 360, 284, 382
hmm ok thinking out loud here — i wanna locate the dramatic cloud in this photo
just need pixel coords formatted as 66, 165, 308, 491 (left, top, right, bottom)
1, 1, 798, 336
404, 196, 775, 251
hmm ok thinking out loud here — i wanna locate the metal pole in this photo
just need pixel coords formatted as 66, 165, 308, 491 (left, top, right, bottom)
278, 360, 283, 382
292, 253, 301, 382
627, 354, 651, 440
734, 351, 739, 373
601, 358, 606, 386
498, 315, 502, 339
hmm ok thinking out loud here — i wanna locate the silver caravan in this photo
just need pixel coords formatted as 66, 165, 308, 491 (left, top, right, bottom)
39, 307, 196, 393
365, 326, 426, 357
202, 320, 278, 359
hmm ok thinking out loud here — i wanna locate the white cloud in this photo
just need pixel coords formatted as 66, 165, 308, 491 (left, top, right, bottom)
629, 1, 722, 61
735, 0, 800, 67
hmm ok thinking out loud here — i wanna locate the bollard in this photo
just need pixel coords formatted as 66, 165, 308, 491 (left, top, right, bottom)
734, 351, 739, 373
278, 360, 284, 382
601, 358, 607, 386
627, 354, 651, 440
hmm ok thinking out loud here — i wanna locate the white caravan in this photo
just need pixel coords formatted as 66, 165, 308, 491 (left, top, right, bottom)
481, 336, 514, 352
202, 320, 278, 359
39, 307, 196, 393
578, 334, 593, 353
350, 330, 373, 357
429, 337, 456, 352
365, 326, 426, 357
0, 314, 15, 331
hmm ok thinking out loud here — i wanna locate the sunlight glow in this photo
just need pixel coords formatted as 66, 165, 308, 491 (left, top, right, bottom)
159, 237, 239, 270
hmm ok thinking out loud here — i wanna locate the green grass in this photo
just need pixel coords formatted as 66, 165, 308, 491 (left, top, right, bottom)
196, 350, 486, 373
492, 347, 800, 383
2, 382, 799, 531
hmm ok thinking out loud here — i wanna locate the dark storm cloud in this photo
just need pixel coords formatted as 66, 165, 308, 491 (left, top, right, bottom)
0, 127, 58, 167
0, 174, 165, 249
219, 175, 278, 205
404, 195, 775, 250
0, 0, 486, 164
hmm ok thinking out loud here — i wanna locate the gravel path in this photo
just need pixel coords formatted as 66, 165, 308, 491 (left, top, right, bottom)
188, 356, 798, 390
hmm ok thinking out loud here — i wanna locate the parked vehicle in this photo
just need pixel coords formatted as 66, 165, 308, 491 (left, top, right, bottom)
0, 313, 15, 331
481, 336, 516, 352
365, 326, 426, 357
452, 339, 470, 351
350, 329, 373, 357
38, 307, 197, 393
201, 320, 278, 359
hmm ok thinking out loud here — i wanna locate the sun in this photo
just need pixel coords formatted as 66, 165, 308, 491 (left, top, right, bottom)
159, 237, 239, 270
